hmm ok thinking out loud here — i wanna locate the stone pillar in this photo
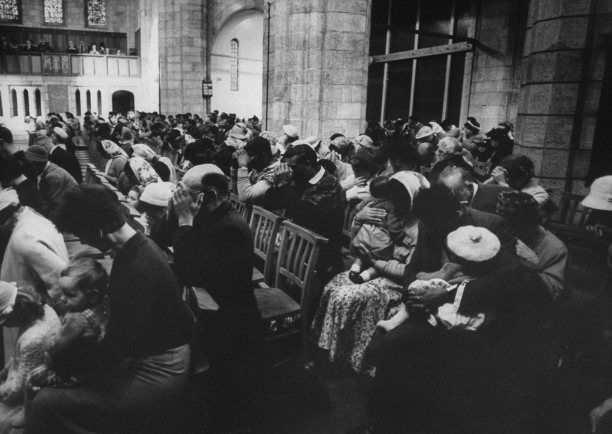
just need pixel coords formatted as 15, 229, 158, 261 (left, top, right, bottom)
158, 0, 207, 115
263, 0, 371, 138
515, 0, 610, 197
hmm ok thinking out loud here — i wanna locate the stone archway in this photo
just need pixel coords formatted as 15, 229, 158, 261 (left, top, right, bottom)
112, 90, 135, 114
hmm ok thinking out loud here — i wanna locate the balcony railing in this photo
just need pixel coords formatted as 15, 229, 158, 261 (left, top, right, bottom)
0, 53, 140, 77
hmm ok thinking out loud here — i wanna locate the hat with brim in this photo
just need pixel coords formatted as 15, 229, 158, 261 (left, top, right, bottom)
282, 124, 299, 139
52, 126, 68, 140
229, 125, 246, 140
447, 225, 500, 263
355, 134, 375, 149
581, 175, 612, 211
415, 126, 434, 140
303, 136, 321, 151
25, 145, 48, 163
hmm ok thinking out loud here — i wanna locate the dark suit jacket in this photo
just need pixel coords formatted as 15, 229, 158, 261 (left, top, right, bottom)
50, 146, 82, 183
39, 162, 78, 217
172, 202, 264, 335
469, 183, 511, 214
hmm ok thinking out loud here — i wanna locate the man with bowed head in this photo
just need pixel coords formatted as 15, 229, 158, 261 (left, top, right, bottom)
171, 165, 265, 432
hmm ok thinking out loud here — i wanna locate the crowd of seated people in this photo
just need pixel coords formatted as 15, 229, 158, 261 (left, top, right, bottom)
0, 35, 127, 55
0, 108, 611, 433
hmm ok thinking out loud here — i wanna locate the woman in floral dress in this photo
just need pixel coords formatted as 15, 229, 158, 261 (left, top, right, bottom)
311, 170, 429, 373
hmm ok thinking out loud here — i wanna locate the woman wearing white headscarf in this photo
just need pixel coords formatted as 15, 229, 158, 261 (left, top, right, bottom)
132, 144, 178, 184
99, 140, 129, 190
124, 157, 161, 193
311, 171, 430, 373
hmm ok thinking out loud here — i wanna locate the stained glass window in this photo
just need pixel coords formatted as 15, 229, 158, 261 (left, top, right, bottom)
44, 0, 63, 24
86, 0, 106, 27
230, 39, 239, 91
0, 0, 20, 23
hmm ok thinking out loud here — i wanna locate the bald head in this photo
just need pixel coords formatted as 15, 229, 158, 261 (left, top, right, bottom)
438, 166, 473, 203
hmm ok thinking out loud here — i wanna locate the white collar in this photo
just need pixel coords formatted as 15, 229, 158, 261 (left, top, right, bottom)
309, 167, 325, 185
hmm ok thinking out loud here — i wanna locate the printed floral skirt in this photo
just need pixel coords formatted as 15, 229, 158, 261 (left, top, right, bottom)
311, 271, 404, 374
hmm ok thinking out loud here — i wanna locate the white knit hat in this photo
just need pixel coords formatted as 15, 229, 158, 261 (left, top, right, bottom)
139, 182, 173, 207
447, 225, 500, 263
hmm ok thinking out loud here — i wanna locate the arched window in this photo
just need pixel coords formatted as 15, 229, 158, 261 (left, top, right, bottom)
35, 89, 41, 116
75, 89, 81, 116
43, 0, 63, 24
0, 0, 21, 23
86, 90, 91, 112
230, 38, 239, 91
11, 89, 17, 116
97, 90, 102, 114
23, 89, 29, 116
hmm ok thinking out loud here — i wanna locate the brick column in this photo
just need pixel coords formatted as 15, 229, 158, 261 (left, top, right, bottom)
263, 0, 371, 138
158, 0, 207, 115
514, 0, 610, 197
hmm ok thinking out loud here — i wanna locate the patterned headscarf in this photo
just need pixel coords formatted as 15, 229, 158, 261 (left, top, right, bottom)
101, 140, 128, 158
127, 157, 161, 187
131, 143, 157, 161
495, 191, 543, 227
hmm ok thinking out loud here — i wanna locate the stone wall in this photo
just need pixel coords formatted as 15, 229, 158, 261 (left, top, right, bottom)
467, 0, 528, 132
157, 0, 207, 114
262, 0, 371, 138
515, 0, 612, 197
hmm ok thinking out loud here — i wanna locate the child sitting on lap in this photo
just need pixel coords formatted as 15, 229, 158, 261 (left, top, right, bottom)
349, 171, 428, 284
29, 258, 109, 390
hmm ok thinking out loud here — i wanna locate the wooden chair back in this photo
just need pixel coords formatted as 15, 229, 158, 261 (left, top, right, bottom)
274, 220, 328, 353
249, 205, 283, 284
555, 192, 592, 226
229, 193, 250, 221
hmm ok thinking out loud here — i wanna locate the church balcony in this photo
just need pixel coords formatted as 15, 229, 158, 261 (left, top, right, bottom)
0, 53, 140, 77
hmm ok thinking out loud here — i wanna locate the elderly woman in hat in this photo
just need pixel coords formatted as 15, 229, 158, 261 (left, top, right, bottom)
96, 139, 129, 190
132, 143, 178, 184
496, 191, 567, 300
0, 281, 61, 432
581, 175, 612, 270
